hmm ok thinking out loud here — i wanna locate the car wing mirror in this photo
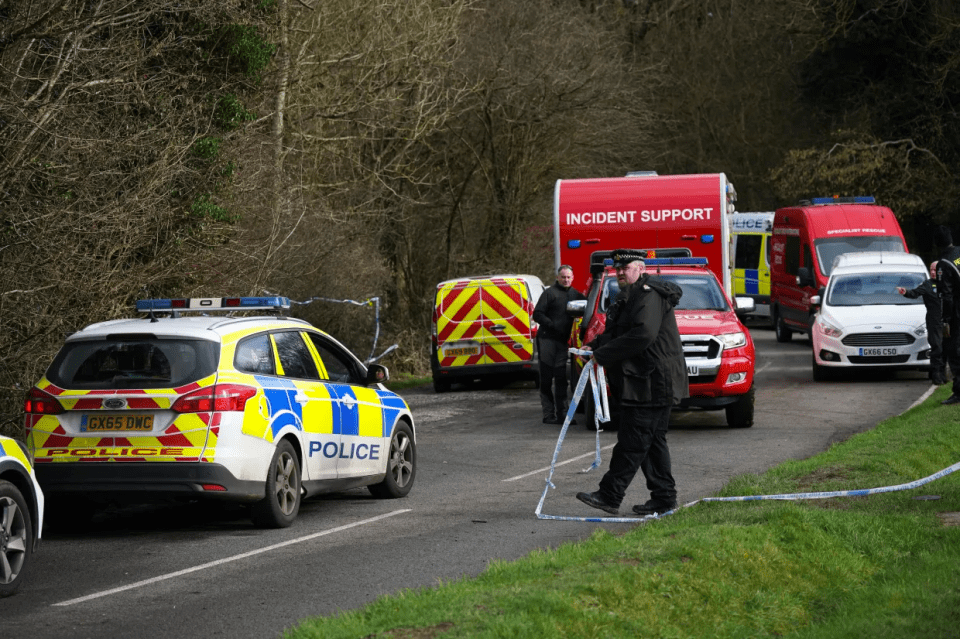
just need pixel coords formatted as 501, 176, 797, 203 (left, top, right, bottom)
365, 363, 389, 385
734, 297, 756, 317
566, 299, 586, 318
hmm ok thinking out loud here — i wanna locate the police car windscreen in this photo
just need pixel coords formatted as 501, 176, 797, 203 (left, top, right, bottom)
815, 236, 906, 276
47, 338, 219, 389
827, 273, 925, 307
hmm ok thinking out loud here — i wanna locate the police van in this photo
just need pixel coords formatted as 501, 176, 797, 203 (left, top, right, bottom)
730, 212, 774, 318
24, 297, 416, 528
431, 274, 545, 392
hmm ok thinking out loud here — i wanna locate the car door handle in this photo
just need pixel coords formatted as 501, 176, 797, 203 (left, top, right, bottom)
341, 395, 357, 410
294, 392, 309, 405
490, 324, 506, 332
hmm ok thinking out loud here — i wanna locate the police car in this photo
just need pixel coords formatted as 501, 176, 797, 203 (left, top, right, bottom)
1, 434, 44, 597
23, 297, 416, 528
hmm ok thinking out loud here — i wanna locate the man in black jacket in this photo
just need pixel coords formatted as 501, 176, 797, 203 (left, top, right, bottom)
897, 261, 944, 385
576, 249, 689, 516
533, 265, 586, 424
935, 226, 960, 404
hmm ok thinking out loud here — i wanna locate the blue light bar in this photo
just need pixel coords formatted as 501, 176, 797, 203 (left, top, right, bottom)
567, 240, 581, 249
645, 257, 709, 266
700, 235, 715, 244
810, 196, 875, 205
136, 296, 291, 313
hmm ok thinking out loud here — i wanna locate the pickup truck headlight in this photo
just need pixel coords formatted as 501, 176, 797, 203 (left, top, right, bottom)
719, 332, 747, 349
914, 323, 927, 337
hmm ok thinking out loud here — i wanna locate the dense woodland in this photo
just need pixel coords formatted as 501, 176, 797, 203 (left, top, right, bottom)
2, 0, 959, 434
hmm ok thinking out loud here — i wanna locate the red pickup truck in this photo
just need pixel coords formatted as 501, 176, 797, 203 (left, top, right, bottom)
569, 253, 756, 429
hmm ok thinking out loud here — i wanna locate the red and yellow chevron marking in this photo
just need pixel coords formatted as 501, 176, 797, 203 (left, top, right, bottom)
435, 277, 534, 368
27, 376, 215, 463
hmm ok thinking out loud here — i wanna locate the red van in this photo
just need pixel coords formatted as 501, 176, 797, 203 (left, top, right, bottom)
770, 197, 908, 342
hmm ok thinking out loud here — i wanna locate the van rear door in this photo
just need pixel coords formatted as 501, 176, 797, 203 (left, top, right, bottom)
478, 278, 534, 366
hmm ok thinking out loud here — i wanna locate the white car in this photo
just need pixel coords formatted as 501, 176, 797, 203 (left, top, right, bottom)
811, 252, 931, 381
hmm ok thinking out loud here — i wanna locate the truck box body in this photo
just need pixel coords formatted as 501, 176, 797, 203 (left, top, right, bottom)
770, 198, 907, 341
554, 173, 737, 295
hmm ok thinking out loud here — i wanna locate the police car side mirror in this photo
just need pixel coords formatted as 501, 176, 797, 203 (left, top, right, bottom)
566, 300, 586, 318
810, 295, 821, 305
734, 297, 755, 317
365, 363, 389, 385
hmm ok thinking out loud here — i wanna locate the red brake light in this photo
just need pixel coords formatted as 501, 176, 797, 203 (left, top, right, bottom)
171, 384, 257, 413
24, 388, 64, 415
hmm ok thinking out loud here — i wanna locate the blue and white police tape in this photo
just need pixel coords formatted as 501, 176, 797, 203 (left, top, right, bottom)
536, 350, 957, 524
535, 351, 669, 523
697, 460, 960, 504
263, 291, 396, 364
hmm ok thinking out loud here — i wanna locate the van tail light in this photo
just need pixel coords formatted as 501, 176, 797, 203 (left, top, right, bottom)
172, 384, 257, 413
24, 388, 65, 415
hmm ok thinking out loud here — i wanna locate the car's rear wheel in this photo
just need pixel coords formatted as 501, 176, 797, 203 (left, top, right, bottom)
774, 307, 793, 343
251, 439, 301, 528
0, 480, 33, 597
369, 422, 416, 498
725, 386, 755, 428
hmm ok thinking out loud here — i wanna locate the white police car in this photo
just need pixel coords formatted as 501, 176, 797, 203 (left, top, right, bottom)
1, 435, 44, 596
24, 297, 415, 528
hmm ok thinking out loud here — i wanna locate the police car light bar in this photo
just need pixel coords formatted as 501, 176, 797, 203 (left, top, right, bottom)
136, 296, 291, 313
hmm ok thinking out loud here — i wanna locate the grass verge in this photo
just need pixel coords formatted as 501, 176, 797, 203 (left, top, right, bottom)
285, 385, 960, 638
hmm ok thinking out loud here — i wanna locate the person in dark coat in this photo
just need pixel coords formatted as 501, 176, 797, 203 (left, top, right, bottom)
897, 261, 945, 385
935, 226, 960, 404
533, 265, 586, 424
575, 249, 689, 516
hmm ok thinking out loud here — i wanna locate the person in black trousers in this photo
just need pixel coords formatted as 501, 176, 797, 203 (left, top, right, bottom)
575, 249, 689, 516
533, 265, 585, 424
935, 226, 960, 404
897, 262, 945, 385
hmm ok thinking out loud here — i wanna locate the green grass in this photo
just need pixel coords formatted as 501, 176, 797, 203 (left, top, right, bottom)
285, 385, 960, 638
384, 374, 432, 391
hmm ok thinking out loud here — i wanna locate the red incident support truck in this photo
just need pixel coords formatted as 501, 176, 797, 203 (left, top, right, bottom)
554, 172, 738, 293
770, 196, 908, 342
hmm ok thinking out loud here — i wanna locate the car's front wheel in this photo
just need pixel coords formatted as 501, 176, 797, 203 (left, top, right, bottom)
252, 439, 301, 528
369, 422, 416, 498
0, 480, 33, 597
725, 386, 755, 428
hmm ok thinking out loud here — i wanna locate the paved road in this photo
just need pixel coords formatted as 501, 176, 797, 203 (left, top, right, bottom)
1, 325, 931, 638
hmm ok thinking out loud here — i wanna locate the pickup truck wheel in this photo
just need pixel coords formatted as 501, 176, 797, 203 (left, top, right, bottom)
774, 308, 793, 343
725, 386, 755, 428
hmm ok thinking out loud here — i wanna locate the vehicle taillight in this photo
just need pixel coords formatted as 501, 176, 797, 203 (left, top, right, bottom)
171, 384, 257, 413
24, 388, 64, 415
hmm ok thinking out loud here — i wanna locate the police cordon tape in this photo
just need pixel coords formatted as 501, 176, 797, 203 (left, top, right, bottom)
263, 291, 397, 365
536, 349, 960, 524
